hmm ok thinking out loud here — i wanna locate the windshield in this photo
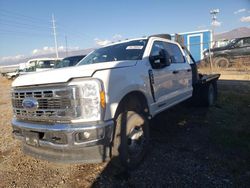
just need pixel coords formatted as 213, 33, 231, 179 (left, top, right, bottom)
55, 56, 85, 68
229, 39, 236, 44
36, 60, 55, 68
78, 39, 147, 66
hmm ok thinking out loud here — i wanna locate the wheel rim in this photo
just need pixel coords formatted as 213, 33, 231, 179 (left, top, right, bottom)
219, 60, 226, 67
217, 58, 229, 68
127, 125, 145, 157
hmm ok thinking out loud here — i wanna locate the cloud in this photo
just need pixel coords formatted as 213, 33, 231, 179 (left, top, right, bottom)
32, 46, 80, 55
94, 38, 111, 46
240, 16, 250, 22
234, 8, 246, 14
113, 34, 122, 40
0, 55, 25, 64
211, 20, 221, 27
94, 34, 123, 46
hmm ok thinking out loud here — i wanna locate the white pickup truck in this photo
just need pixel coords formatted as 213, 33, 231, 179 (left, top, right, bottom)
11, 34, 219, 169
6, 58, 62, 79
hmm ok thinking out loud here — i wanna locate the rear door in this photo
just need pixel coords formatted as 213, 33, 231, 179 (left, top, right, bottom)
164, 42, 193, 103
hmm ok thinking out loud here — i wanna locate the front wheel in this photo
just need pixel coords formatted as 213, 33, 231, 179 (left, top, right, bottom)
215, 57, 229, 68
112, 111, 149, 170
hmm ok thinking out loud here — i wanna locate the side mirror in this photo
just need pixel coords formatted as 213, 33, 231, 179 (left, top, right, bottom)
149, 49, 171, 69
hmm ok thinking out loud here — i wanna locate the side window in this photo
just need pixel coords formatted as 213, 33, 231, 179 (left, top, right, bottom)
150, 41, 165, 56
243, 38, 250, 46
235, 39, 244, 47
164, 43, 185, 63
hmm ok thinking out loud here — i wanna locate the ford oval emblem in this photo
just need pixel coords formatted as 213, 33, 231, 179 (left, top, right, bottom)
22, 97, 39, 111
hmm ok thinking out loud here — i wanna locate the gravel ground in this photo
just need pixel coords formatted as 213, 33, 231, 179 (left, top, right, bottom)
0, 76, 249, 188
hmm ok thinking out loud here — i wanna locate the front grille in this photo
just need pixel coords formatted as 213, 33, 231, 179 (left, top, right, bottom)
12, 88, 73, 122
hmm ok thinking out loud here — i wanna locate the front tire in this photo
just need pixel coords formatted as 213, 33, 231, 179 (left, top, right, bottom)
215, 57, 229, 68
112, 111, 149, 170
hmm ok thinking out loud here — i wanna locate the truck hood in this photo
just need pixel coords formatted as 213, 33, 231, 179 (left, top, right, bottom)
210, 46, 229, 52
204, 46, 228, 53
12, 60, 137, 87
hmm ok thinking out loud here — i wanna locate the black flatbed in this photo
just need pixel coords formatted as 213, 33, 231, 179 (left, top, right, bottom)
197, 74, 220, 84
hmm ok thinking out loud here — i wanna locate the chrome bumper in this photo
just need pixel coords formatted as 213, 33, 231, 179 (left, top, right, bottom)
12, 119, 114, 163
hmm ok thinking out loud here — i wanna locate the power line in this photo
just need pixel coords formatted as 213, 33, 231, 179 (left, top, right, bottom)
0, 30, 50, 38
0, 22, 50, 33
0, 8, 49, 24
0, 17, 50, 29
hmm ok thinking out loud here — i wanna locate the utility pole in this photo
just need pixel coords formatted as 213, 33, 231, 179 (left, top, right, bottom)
210, 9, 220, 48
65, 35, 68, 57
209, 9, 220, 72
52, 14, 59, 58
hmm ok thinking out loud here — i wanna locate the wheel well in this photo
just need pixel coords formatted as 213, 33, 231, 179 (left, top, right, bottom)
214, 54, 230, 59
115, 91, 149, 118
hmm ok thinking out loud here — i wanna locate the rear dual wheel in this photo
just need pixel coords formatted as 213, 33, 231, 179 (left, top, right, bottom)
204, 82, 217, 106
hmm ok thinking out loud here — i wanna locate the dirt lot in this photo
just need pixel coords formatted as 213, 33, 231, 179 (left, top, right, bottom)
0, 74, 250, 187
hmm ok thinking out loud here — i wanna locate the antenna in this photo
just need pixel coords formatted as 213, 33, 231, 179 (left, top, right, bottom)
52, 14, 59, 58
65, 35, 68, 57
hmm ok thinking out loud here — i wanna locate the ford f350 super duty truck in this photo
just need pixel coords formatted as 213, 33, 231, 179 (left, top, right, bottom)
11, 34, 219, 169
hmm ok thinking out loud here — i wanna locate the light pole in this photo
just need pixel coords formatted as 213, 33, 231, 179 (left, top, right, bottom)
209, 9, 220, 72
210, 9, 220, 47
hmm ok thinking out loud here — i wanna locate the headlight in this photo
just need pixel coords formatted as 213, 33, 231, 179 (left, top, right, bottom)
204, 51, 213, 57
57, 79, 106, 123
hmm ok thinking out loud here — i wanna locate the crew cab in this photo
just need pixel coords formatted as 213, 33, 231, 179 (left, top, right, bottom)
203, 36, 250, 67
11, 34, 219, 169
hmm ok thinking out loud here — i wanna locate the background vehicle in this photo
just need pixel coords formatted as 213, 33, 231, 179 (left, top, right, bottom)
203, 36, 250, 67
6, 58, 62, 79
0, 64, 19, 76
54, 55, 86, 68
22, 58, 62, 73
5, 69, 24, 79
11, 34, 219, 170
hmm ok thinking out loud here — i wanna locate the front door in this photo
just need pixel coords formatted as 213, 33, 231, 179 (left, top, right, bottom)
149, 40, 193, 114
149, 41, 177, 108
188, 34, 202, 62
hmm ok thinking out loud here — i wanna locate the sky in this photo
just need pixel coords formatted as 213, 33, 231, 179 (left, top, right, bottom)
0, 0, 250, 63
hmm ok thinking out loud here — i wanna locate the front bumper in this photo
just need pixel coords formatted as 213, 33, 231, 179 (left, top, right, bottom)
12, 119, 114, 163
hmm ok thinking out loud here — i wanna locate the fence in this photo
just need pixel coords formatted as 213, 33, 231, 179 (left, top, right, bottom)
184, 40, 250, 75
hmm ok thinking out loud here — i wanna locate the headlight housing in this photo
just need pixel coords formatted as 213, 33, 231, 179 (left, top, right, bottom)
204, 51, 213, 57
67, 78, 106, 123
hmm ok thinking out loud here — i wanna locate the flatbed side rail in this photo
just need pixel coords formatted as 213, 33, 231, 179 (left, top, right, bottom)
198, 74, 220, 84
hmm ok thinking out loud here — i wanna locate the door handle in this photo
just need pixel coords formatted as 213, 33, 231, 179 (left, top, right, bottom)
172, 70, 179, 74
187, 69, 191, 72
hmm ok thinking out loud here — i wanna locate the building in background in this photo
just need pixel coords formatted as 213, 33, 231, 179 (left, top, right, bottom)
172, 30, 212, 62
